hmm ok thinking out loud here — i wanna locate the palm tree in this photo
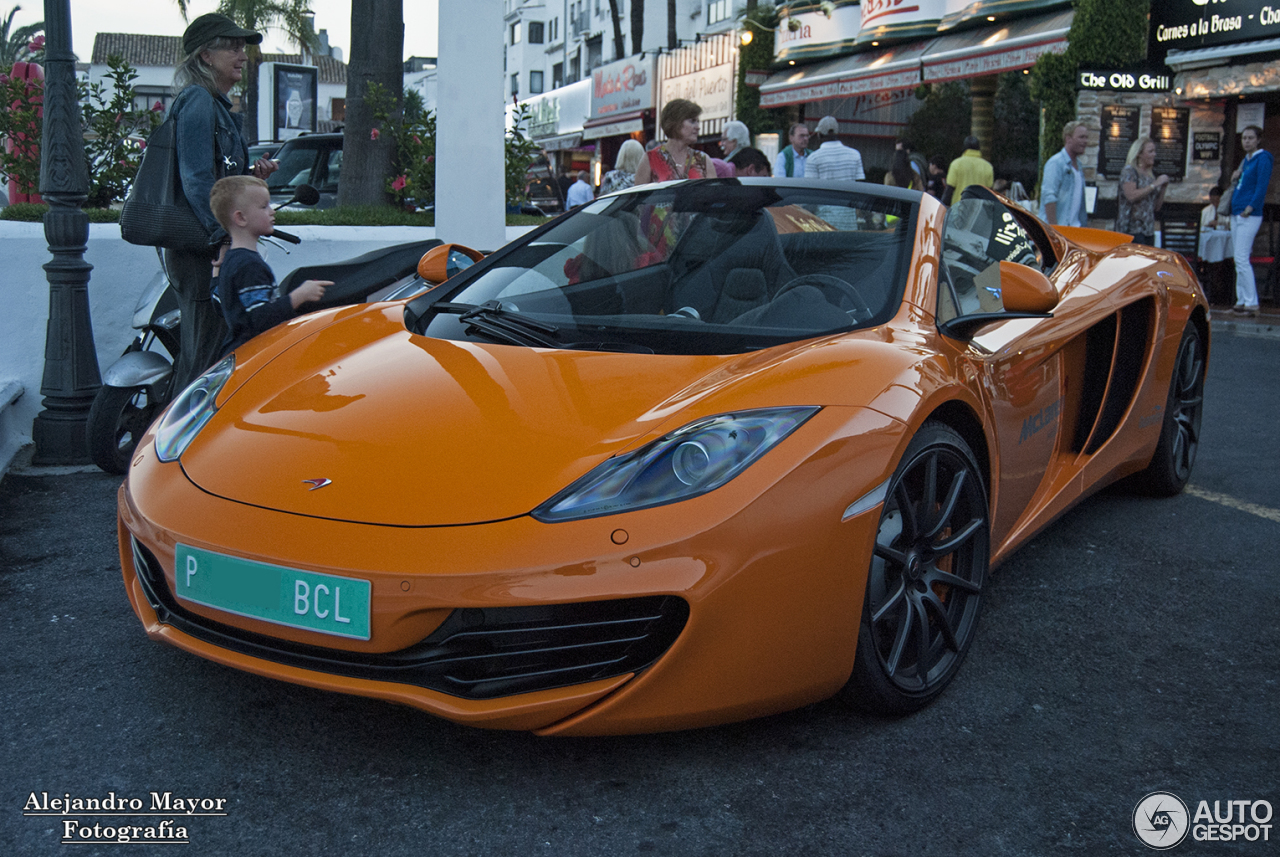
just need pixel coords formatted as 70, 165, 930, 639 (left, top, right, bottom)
1, 5, 43, 69
338, 0, 402, 206
171, 0, 318, 143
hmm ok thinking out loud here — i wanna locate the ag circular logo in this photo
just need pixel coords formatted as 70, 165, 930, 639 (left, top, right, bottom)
1134, 792, 1190, 849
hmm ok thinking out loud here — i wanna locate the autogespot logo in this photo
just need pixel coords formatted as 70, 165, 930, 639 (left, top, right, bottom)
1134, 792, 1190, 850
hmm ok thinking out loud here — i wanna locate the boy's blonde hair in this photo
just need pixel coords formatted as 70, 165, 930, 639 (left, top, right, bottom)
210, 175, 268, 231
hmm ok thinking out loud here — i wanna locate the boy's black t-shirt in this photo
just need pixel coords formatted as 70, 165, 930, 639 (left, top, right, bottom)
213, 247, 294, 356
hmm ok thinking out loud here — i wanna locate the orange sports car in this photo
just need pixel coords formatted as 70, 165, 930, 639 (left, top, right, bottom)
117, 181, 1208, 735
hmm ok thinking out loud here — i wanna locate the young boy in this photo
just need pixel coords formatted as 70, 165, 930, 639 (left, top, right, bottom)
209, 175, 331, 356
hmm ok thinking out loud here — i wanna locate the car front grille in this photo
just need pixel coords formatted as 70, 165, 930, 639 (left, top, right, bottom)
130, 537, 688, 700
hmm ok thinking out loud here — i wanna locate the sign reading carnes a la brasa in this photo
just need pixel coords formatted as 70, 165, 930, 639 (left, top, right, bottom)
1151, 0, 1280, 52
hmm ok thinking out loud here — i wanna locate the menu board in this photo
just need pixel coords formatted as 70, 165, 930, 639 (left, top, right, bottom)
1152, 106, 1190, 181
1100, 105, 1141, 178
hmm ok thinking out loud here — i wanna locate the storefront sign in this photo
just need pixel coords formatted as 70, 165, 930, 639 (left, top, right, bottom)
921, 38, 1066, 83
859, 0, 951, 42
522, 79, 591, 142
1150, 0, 1280, 53
1193, 131, 1221, 161
589, 55, 654, 121
1077, 67, 1173, 93
1099, 105, 1142, 179
659, 62, 735, 123
774, 2, 861, 63
1152, 106, 1190, 181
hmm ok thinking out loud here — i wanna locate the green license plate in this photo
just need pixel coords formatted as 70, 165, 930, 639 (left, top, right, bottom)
174, 545, 371, 640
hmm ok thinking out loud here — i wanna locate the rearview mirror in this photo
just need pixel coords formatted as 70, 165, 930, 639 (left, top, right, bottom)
418, 243, 485, 285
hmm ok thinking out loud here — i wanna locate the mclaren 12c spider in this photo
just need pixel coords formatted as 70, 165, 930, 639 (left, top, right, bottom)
117, 180, 1208, 734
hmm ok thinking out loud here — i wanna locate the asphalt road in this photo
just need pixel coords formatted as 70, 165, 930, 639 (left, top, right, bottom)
2, 324, 1277, 857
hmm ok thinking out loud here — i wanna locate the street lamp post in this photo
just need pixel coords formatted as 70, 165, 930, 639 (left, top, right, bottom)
31, 0, 100, 465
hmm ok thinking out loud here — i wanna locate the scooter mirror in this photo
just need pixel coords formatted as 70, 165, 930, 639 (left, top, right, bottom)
274, 184, 320, 211
418, 243, 485, 285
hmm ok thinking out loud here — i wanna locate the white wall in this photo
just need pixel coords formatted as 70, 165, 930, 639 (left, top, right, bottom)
0, 223, 536, 477
437, 2, 506, 249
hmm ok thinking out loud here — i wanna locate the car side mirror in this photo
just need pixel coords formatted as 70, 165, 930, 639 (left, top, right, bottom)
999, 261, 1058, 313
417, 244, 485, 285
937, 261, 1057, 341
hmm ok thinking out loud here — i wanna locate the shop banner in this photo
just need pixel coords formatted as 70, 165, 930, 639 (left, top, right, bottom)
860, 0, 956, 43
774, 2, 861, 63
1077, 67, 1173, 93
1151, 0, 1280, 53
659, 62, 735, 123
523, 79, 592, 141
590, 55, 654, 122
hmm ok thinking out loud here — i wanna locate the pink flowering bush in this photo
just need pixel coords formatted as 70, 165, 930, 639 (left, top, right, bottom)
0, 54, 161, 208
366, 82, 436, 210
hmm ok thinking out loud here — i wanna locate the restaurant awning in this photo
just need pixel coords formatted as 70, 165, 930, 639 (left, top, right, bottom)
537, 133, 584, 151
759, 42, 932, 109
582, 109, 649, 140
921, 9, 1071, 83
759, 8, 1072, 109
1166, 38, 1280, 72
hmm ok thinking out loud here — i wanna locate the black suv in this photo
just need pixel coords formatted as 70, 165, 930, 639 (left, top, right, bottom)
266, 133, 343, 209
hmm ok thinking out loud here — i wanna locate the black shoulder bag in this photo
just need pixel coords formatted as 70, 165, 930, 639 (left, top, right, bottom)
120, 98, 220, 250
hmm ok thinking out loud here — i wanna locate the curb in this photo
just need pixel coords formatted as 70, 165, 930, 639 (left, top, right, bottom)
1208, 309, 1280, 339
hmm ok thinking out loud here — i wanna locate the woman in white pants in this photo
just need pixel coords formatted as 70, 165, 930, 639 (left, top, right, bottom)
1229, 126, 1274, 316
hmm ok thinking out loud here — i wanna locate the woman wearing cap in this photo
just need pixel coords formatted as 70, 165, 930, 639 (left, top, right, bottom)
168, 13, 279, 389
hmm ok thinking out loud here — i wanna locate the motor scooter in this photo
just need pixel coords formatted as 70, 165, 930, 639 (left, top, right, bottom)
87, 186, 442, 473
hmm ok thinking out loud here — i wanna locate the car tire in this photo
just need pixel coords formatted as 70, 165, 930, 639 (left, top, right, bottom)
87, 384, 159, 475
1131, 322, 1205, 497
843, 422, 989, 715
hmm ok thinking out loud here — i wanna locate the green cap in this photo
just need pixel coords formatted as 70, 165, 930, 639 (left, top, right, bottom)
182, 13, 263, 55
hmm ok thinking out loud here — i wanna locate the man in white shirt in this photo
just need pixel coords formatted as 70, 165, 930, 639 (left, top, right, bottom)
565, 171, 594, 208
804, 116, 865, 182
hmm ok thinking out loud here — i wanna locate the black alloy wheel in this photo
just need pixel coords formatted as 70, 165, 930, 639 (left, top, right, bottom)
844, 422, 989, 715
86, 385, 160, 475
1133, 322, 1206, 496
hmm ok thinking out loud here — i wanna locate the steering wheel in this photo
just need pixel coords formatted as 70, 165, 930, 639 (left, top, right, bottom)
774, 274, 873, 319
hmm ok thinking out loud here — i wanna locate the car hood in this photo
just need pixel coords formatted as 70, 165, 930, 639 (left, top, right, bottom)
182, 305, 801, 526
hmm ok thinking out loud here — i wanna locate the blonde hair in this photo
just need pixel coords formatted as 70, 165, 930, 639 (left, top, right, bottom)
173, 36, 244, 97
1062, 119, 1088, 141
1126, 137, 1155, 167
210, 175, 267, 231
615, 139, 645, 173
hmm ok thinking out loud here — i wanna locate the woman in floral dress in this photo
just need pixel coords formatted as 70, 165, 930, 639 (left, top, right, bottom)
1117, 137, 1170, 246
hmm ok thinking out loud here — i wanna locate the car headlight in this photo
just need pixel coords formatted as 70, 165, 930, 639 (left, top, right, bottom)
533, 407, 820, 522
154, 355, 235, 462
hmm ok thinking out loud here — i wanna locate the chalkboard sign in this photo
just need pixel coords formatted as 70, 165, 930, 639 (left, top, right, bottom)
1152, 106, 1190, 180
1100, 105, 1142, 178
1193, 131, 1221, 161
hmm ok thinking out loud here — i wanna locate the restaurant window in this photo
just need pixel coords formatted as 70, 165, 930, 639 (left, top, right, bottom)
530, 70, 544, 94
569, 52, 580, 83
528, 21, 545, 44
552, 62, 564, 90
708, 0, 731, 25
586, 35, 602, 71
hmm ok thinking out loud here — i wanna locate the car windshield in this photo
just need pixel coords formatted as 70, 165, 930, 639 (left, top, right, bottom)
414, 180, 916, 355
267, 143, 323, 192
